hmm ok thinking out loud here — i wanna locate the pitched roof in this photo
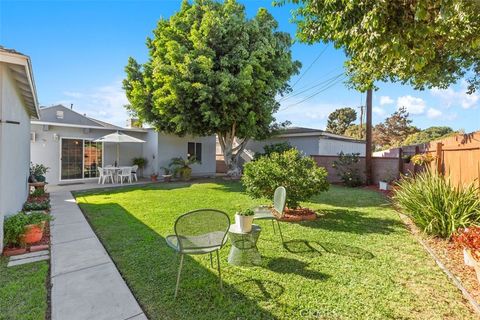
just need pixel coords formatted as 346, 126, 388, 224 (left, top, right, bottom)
0, 46, 39, 118
277, 126, 365, 143
33, 105, 144, 132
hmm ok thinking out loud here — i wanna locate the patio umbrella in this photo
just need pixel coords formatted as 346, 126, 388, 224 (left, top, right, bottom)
94, 131, 145, 166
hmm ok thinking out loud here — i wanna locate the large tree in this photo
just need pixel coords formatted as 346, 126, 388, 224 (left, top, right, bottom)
373, 107, 419, 150
326, 107, 357, 135
280, 0, 480, 93
123, 0, 300, 176
403, 126, 455, 145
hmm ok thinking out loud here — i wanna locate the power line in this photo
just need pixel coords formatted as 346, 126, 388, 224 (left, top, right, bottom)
289, 44, 329, 89
279, 74, 347, 111
280, 72, 344, 102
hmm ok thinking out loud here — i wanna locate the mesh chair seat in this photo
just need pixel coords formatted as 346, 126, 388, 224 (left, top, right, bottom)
166, 232, 227, 254
253, 208, 275, 220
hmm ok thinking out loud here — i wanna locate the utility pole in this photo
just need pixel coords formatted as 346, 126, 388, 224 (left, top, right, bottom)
365, 89, 373, 185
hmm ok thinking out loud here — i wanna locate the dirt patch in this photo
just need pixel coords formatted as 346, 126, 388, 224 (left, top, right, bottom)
280, 207, 317, 222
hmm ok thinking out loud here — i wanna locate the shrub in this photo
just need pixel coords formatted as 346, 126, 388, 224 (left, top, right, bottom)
30, 162, 49, 182
411, 153, 436, 166
30, 188, 46, 198
253, 142, 295, 160
393, 170, 480, 238
23, 199, 51, 211
242, 149, 329, 208
3, 212, 52, 247
132, 157, 147, 169
332, 152, 363, 187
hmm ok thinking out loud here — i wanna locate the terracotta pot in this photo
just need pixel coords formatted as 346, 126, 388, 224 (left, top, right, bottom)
21, 223, 45, 244
150, 175, 158, 182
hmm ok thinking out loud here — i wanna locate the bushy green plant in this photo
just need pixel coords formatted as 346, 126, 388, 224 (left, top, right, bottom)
253, 142, 295, 160
23, 199, 50, 211
169, 156, 199, 181
3, 212, 52, 247
332, 152, 363, 187
132, 157, 147, 169
30, 188, 46, 198
30, 163, 49, 182
393, 171, 480, 238
237, 209, 254, 216
242, 149, 329, 208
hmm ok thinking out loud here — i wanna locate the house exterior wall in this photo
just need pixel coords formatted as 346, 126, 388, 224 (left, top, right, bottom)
156, 133, 216, 177
318, 138, 366, 156
30, 124, 146, 185
0, 64, 32, 251
246, 136, 319, 156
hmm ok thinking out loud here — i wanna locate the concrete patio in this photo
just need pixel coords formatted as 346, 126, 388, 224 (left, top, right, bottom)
49, 181, 151, 320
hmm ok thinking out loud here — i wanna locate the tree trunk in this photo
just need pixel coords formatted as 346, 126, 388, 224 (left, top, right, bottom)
217, 127, 249, 177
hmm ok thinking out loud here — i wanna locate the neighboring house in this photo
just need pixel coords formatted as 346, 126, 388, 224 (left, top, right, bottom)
234, 127, 365, 159
0, 47, 40, 251
31, 105, 216, 185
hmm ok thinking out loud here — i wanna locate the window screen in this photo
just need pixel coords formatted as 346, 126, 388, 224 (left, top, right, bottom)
187, 142, 202, 162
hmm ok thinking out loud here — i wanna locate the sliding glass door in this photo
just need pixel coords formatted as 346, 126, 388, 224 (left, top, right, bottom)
61, 138, 103, 180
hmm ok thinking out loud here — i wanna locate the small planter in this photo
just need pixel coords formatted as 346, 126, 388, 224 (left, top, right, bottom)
162, 174, 172, 182
379, 181, 389, 191
235, 213, 254, 233
150, 175, 158, 182
3, 247, 27, 257
21, 222, 45, 244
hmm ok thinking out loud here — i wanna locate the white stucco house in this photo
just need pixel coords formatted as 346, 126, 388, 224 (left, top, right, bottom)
0, 47, 40, 251
31, 105, 216, 185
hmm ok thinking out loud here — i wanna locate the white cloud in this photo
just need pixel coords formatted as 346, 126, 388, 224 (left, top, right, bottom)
380, 96, 394, 106
276, 100, 347, 129
430, 84, 479, 109
426, 108, 442, 119
372, 107, 385, 116
52, 80, 129, 127
396, 95, 426, 115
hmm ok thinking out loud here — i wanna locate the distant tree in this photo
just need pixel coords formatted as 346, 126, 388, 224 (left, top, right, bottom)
123, 0, 300, 176
373, 107, 419, 150
278, 0, 480, 93
326, 107, 357, 135
403, 126, 455, 145
345, 124, 366, 140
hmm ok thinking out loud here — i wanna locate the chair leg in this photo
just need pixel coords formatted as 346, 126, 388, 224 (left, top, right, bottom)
216, 250, 222, 290
271, 219, 276, 234
209, 252, 213, 268
277, 220, 284, 243
174, 254, 184, 299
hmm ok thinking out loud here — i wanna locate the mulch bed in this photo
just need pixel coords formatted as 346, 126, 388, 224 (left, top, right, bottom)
27, 194, 50, 204
280, 207, 317, 222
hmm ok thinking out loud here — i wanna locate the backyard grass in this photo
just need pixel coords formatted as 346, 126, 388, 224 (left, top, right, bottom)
0, 257, 49, 320
75, 181, 476, 320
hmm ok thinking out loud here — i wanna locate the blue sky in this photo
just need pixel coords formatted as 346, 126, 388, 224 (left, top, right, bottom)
1, 0, 478, 131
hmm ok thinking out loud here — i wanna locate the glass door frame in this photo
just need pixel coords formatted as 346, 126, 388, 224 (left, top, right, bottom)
59, 137, 104, 181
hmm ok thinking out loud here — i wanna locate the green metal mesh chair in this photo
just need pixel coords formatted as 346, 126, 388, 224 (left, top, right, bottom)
166, 209, 230, 298
253, 186, 287, 242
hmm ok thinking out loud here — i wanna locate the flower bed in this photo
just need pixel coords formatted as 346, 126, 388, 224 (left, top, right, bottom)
280, 207, 317, 222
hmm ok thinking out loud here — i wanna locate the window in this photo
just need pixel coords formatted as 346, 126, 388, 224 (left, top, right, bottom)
187, 142, 202, 162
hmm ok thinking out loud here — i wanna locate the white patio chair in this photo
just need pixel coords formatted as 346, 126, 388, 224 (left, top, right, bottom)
117, 167, 132, 184
131, 165, 138, 182
97, 167, 114, 184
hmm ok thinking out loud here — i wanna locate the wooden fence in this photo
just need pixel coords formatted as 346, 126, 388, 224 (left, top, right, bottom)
424, 131, 480, 187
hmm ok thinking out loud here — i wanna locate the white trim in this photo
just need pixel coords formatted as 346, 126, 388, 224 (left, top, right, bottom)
59, 137, 105, 182
31, 120, 147, 132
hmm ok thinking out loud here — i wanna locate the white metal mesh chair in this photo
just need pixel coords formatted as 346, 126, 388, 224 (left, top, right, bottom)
166, 209, 230, 298
131, 165, 139, 182
253, 186, 287, 242
117, 167, 132, 184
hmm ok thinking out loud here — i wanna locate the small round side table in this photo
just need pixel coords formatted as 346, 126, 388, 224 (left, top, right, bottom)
227, 224, 262, 267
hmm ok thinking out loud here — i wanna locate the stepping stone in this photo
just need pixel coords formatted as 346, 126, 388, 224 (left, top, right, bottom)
8, 254, 49, 267
9, 250, 49, 261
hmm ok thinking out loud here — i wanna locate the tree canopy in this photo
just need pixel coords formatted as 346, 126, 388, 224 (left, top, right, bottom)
373, 107, 419, 150
403, 126, 455, 145
279, 0, 480, 93
326, 107, 357, 135
123, 0, 300, 175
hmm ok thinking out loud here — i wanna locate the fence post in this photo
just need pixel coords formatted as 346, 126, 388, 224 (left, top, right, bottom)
436, 143, 443, 174
398, 147, 403, 179
414, 146, 420, 175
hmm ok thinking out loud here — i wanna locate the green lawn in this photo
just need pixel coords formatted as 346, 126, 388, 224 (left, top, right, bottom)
0, 257, 48, 320
75, 181, 475, 320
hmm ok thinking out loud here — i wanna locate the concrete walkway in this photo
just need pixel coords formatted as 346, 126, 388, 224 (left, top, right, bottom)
50, 187, 148, 320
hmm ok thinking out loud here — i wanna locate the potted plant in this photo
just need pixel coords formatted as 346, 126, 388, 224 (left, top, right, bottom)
29, 162, 49, 183
3, 211, 52, 252
161, 167, 173, 182
453, 227, 480, 274
169, 156, 199, 181
235, 209, 255, 233
150, 172, 159, 182
379, 173, 396, 191
132, 157, 148, 177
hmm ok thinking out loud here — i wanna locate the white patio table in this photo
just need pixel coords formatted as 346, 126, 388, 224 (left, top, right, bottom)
104, 166, 133, 184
